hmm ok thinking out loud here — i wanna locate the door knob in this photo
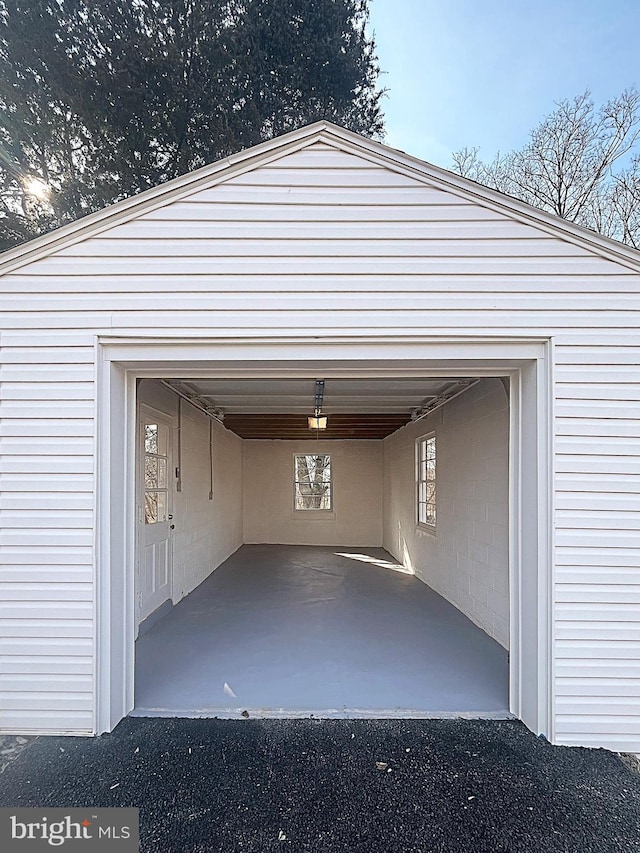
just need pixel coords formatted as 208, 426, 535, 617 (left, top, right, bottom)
170, 524, 175, 530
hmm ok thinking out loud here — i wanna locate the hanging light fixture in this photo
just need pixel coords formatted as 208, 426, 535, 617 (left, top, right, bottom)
308, 414, 328, 430
308, 379, 328, 430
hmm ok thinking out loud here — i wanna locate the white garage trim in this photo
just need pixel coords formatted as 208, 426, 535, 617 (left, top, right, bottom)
95, 334, 553, 738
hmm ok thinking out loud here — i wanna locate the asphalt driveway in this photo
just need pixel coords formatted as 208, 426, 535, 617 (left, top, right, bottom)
0, 718, 638, 852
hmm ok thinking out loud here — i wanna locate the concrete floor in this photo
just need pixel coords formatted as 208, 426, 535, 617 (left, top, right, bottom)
133, 544, 509, 718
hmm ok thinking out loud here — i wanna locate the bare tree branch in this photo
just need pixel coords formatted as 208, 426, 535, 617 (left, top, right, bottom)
450, 89, 640, 246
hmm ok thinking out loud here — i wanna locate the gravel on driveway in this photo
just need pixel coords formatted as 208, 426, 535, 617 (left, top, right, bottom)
0, 718, 638, 853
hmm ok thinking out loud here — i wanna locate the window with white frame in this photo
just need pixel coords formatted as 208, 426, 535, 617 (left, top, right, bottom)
417, 434, 436, 527
294, 454, 332, 510
144, 422, 169, 524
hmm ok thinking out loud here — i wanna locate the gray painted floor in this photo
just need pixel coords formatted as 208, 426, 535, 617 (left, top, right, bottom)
133, 544, 509, 718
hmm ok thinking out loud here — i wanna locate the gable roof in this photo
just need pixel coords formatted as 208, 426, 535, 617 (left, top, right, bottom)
2, 120, 640, 276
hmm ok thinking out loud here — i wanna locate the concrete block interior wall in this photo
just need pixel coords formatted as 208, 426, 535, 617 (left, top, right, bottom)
137, 378, 509, 647
138, 381, 243, 605
383, 379, 510, 648
242, 439, 383, 546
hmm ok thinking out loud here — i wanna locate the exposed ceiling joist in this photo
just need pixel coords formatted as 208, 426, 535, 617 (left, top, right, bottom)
224, 413, 410, 440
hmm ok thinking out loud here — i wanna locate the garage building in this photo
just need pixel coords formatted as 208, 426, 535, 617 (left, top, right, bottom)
1, 122, 638, 751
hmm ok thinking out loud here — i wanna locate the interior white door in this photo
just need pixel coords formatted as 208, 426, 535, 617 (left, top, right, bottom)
138, 414, 173, 624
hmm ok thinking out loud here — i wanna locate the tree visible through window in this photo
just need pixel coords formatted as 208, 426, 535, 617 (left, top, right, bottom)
294, 454, 332, 510
144, 422, 169, 523
417, 434, 436, 527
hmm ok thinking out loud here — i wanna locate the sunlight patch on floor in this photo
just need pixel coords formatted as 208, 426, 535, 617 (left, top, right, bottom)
334, 552, 414, 574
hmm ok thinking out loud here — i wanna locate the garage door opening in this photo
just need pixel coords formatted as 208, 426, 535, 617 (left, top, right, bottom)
131, 374, 511, 719
95, 337, 552, 737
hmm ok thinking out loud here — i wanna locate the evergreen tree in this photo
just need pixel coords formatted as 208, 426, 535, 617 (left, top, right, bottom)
0, 0, 384, 249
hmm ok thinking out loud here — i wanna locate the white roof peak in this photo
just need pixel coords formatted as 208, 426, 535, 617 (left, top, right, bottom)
2, 121, 640, 275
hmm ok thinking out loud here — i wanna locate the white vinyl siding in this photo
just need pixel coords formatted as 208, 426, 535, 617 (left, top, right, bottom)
0, 337, 95, 733
553, 341, 640, 748
0, 138, 639, 746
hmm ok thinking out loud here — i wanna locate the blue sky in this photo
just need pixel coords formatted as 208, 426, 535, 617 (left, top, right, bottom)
368, 0, 640, 167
